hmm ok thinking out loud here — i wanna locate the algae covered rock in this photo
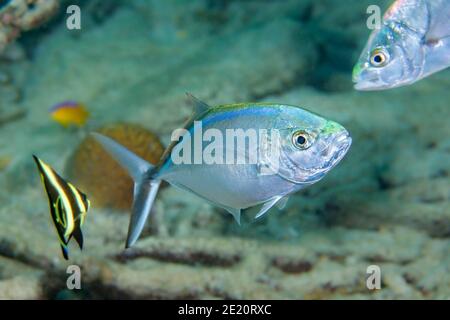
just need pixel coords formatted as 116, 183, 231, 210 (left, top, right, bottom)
0, 0, 59, 52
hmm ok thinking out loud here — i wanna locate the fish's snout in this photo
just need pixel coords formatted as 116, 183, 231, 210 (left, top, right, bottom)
352, 65, 362, 84
321, 126, 352, 168
335, 130, 352, 154
352, 62, 384, 91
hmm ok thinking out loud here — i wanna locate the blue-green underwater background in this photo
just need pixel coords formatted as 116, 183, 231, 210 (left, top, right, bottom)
0, 0, 449, 299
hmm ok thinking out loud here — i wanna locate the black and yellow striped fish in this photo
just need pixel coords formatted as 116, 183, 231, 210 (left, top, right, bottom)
33, 155, 90, 260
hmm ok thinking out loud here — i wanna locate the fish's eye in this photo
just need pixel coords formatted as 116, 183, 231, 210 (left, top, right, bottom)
292, 131, 311, 150
370, 48, 389, 67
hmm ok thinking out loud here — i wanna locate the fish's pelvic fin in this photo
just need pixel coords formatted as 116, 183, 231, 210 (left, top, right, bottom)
254, 196, 283, 220
186, 93, 211, 115
224, 206, 241, 225
91, 133, 160, 248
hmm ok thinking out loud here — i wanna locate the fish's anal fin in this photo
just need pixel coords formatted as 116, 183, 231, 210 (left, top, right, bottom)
185, 93, 211, 115
254, 196, 284, 220
223, 207, 241, 225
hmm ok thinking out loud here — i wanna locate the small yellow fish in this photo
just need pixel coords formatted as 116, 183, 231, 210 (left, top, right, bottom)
49, 101, 89, 128
33, 155, 90, 260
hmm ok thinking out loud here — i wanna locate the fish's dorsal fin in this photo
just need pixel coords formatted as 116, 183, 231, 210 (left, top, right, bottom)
155, 94, 212, 169
186, 93, 211, 116
254, 196, 284, 220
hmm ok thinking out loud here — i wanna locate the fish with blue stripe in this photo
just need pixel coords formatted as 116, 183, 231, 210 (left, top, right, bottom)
92, 94, 351, 248
33, 155, 90, 260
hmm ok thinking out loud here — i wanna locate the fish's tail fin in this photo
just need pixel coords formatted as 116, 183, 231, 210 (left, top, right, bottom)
91, 133, 161, 248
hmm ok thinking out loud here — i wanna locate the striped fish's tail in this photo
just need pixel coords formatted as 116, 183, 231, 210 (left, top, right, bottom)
91, 133, 161, 248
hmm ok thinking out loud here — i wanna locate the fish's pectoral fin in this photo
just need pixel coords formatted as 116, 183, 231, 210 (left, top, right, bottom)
223, 206, 241, 225
185, 93, 211, 115
254, 196, 284, 220
423, 36, 450, 77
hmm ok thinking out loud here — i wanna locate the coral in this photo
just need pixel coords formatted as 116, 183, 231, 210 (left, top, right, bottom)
67, 123, 164, 210
0, 0, 59, 52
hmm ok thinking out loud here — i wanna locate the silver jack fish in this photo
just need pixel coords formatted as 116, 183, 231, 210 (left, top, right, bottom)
92, 94, 351, 248
353, 0, 450, 90
33, 155, 90, 260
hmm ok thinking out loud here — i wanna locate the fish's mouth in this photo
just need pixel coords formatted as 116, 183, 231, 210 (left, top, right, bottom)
354, 79, 387, 91
319, 131, 352, 171
299, 131, 352, 183
353, 68, 390, 91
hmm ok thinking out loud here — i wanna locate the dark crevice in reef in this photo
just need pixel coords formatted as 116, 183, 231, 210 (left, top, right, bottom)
271, 256, 314, 274
0, 238, 54, 270
43, 275, 201, 300
89, 282, 201, 300
114, 247, 242, 267
364, 255, 413, 266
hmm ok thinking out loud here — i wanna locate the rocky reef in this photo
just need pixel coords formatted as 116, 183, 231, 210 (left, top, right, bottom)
0, 0, 448, 299
0, 0, 59, 53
